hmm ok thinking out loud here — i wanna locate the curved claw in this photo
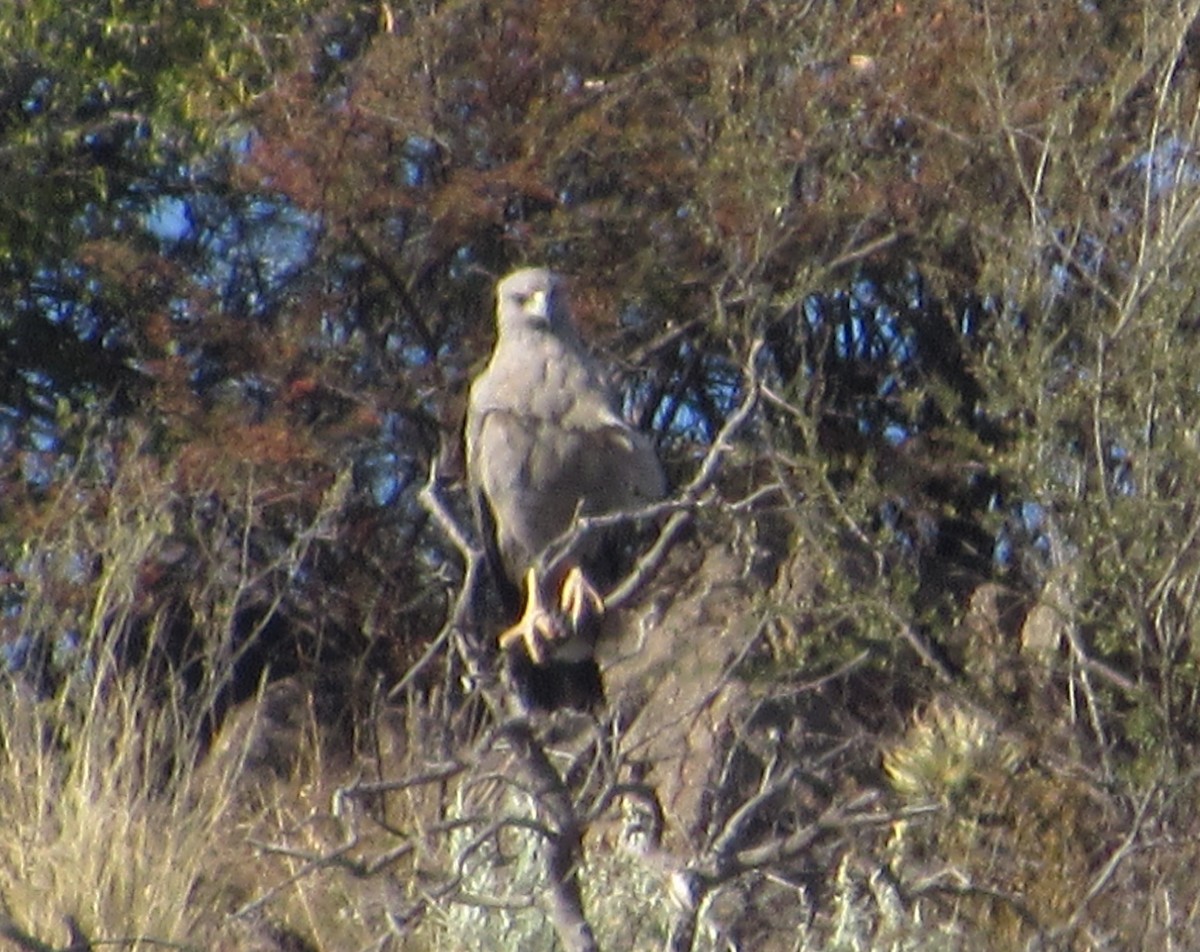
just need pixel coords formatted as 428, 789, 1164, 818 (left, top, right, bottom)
560, 565, 605, 631
499, 567, 565, 664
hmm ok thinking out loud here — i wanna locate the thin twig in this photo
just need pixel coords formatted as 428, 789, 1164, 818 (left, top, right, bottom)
565, 340, 766, 613
341, 761, 467, 798
389, 459, 488, 702
496, 720, 599, 952
1052, 783, 1158, 941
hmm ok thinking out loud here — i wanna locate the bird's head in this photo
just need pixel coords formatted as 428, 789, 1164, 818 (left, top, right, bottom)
495, 268, 572, 336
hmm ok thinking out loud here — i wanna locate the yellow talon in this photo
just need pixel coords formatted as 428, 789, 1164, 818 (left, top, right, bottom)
498, 567, 565, 663
560, 565, 605, 631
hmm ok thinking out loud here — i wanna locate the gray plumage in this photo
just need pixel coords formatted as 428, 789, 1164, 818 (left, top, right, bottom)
465, 268, 664, 709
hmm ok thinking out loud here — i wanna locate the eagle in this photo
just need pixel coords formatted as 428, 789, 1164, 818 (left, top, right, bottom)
465, 268, 665, 710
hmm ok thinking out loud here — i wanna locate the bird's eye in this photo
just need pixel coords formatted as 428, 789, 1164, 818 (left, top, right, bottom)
503, 287, 551, 318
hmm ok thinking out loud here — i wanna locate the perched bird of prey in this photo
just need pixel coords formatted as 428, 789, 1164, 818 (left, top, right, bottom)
466, 268, 665, 710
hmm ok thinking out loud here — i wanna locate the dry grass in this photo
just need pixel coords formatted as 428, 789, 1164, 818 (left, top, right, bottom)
0, 452, 247, 948
0, 673, 241, 948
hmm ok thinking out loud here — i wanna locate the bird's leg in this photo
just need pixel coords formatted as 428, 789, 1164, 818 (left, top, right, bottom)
498, 567, 564, 664
559, 564, 605, 632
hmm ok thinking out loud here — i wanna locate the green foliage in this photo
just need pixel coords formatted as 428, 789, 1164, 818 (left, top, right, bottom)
9, 0, 1200, 948
0, 0, 321, 256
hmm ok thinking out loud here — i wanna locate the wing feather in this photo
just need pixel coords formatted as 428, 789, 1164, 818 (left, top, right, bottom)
463, 268, 666, 711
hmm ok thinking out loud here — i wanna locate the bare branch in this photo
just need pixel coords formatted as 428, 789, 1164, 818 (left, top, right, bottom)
1051, 783, 1158, 941
340, 760, 468, 798
390, 458, 492, 703
560, 339, 766, 614
496, 720, 599, 952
